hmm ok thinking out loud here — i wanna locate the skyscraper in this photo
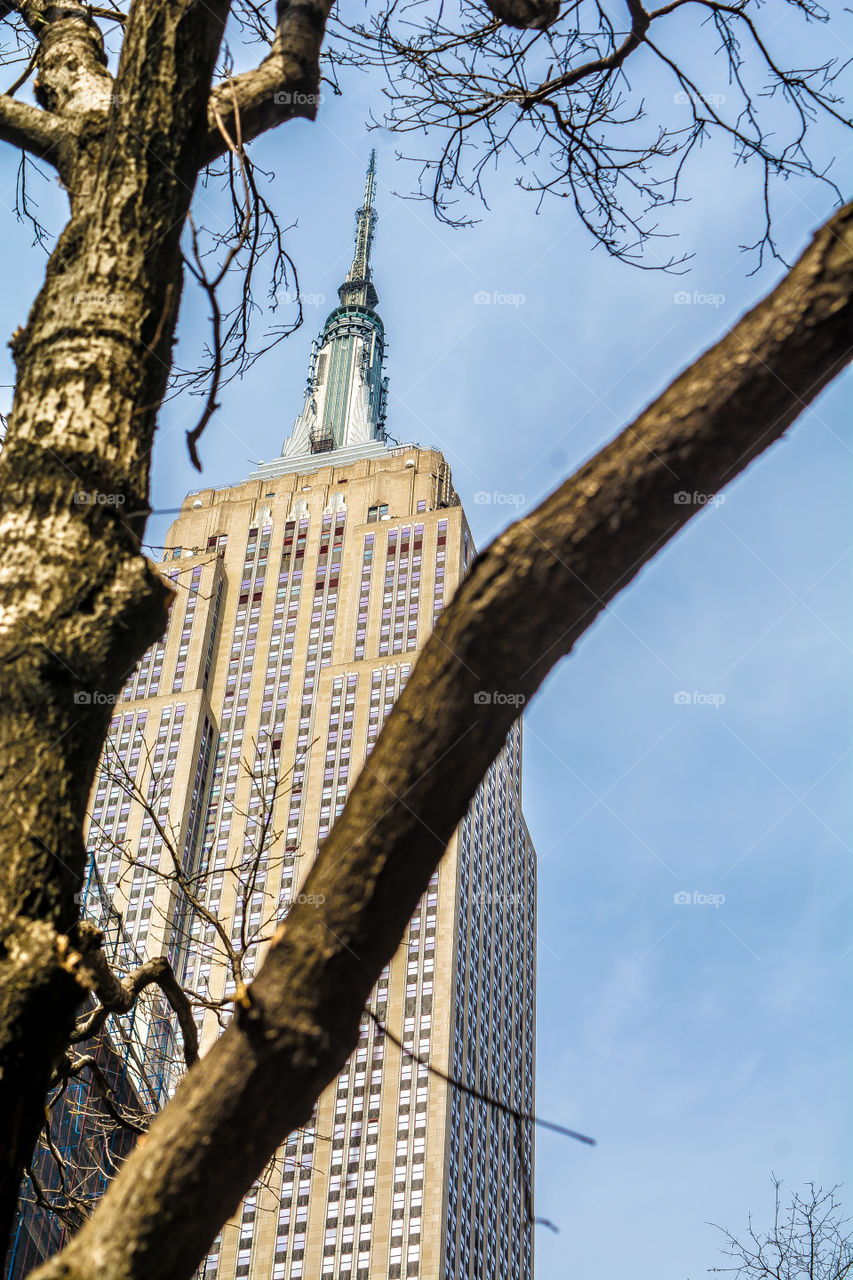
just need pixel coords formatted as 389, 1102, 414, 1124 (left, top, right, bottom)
81, 154, 537, 1280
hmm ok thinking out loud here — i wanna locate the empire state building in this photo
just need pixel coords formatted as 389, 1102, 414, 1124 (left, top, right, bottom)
81, 153, 537, 1280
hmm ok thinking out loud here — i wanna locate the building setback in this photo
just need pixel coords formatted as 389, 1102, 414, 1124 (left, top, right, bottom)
81, 155, 537, 1280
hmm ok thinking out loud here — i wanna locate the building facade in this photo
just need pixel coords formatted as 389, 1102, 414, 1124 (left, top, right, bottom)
79, 156, 537, 1280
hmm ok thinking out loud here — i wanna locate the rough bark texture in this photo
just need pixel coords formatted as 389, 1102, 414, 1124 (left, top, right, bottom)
0, 0, 349, 1242
27, 202, 853, 1280
0, 94, 68, 162
0, 0, 231, 1247
204, 0, 335, 161
0, 0, 352, 1245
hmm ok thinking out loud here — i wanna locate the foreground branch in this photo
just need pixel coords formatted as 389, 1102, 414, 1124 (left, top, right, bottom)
481, 0, 561, 31
204, 0, 336, 162
0, 94, 69, 164
31, 202, 853, 1280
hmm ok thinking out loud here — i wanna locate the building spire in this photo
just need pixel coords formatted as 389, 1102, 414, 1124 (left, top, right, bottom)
281, 152, 388, 459
338, 149, 379, 310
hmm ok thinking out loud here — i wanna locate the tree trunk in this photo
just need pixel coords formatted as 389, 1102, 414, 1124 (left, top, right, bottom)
0, 0, 231, 1247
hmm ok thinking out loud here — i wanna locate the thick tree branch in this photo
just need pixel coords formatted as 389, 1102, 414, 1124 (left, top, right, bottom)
0, 93, 69, 164
480, 0, 561, 32
26, 0, 114, 121
204, 0, 335, 162
29, 201, 853, 1280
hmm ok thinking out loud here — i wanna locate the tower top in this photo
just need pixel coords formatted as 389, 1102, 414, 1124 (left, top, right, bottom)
338, 149, 379, 311
280, 152, 388, 461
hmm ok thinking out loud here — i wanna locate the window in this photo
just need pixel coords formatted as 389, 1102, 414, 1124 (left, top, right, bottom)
367, 504, 388, 523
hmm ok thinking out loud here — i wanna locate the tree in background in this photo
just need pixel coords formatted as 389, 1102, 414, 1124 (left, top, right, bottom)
706, 1178, 852, 1280
16, 727, 303, 1229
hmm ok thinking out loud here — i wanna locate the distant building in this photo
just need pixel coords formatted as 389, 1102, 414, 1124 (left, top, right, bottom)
56, 154, 537, 1280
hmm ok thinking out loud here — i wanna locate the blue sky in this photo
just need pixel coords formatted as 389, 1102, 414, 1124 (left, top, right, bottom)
0, 8, 850, 1277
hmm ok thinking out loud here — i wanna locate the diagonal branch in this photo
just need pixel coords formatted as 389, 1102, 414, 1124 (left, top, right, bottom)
28, 200, 853, 1280
529, 0, 651, 98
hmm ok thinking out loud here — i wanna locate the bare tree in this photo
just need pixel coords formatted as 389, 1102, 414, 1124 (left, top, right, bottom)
0, 0, 849, 1274
333, 0, 848, 263
704, 1178, 853, 1280
17, 725, 305, 1230
93, 728, 298, 1010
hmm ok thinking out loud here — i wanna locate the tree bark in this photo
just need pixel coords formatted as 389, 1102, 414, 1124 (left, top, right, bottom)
0, 95, 69, 163
27, 200, 853, 1280
203, 0, 335, 162
0, 0, 232, 1247
0, 0, 350, 1239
